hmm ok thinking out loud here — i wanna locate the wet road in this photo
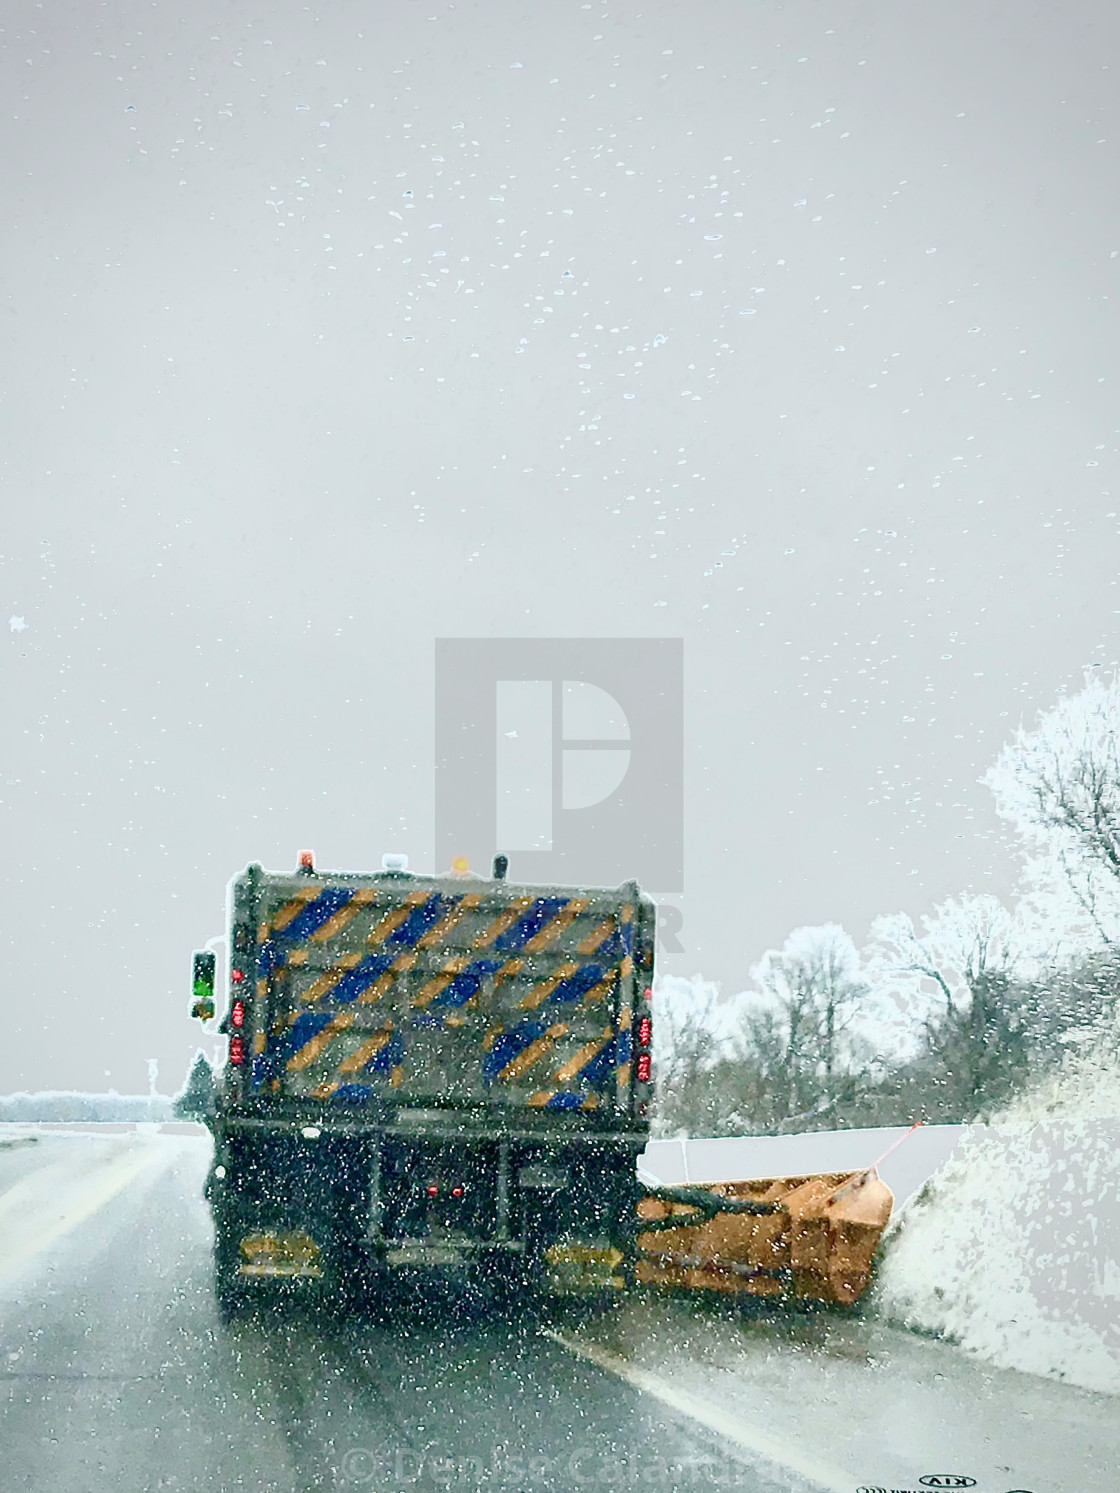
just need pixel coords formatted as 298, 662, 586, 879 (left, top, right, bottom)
0, 1132, 813, 1493
0, 1131, 1112, 1493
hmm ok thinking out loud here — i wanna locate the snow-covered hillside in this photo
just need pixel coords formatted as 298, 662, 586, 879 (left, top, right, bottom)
874, 1017, 1120, 1393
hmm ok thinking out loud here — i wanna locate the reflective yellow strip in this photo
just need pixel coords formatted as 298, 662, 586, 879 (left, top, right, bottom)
482, 1025, 504, 1053
518, 961, 579, 1010
256, 978, 268, 1000
497, 1023, 569, 1082
288, 949, 310, 967
252, 1031, 267, 1055
359, 972, 395, 1005
582, 1093, 600, 1110
619, 1005, 632, 1030
620, 954, 634, 978
417, 894, 482, 948
287, 1012, 354, 1071
337, 1028, 393, 1075
582, 976, 616, 1004
552, 1028, 613, 1084
270, 887, 320, 933
390, 1065, 404, 1088
472, 897, 534, 948
577, 917, 615, 955
492, 957, 525, 988
527, 1090, 556, 1108
310, 887, 379, 943
413, 955, 470, 1008
303, 952, 363, 1003
311, 1079, 340, 1100
616, 1062, 632, 1089
620, 903, 634, 923
368, 890, 431, 946
392, 951, 418, 971
523, 899, 590, 953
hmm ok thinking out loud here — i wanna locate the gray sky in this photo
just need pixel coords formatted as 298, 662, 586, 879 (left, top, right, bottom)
2, 0, 1118, 1093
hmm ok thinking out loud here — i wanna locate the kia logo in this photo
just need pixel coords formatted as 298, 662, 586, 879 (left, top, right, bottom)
920, 1479, 977, 1489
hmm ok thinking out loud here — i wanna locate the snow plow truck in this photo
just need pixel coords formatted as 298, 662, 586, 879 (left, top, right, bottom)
191, 853, 892, 1313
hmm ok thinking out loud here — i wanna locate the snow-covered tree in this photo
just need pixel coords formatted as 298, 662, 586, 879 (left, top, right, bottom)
864, 896, 1032, 1116
985, 673, 1120, 949
173, 1052, 215, 1121
747, 924, 874, 1123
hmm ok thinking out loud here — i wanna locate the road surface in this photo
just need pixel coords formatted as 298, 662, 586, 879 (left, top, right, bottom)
0, 1129, 1112, 1493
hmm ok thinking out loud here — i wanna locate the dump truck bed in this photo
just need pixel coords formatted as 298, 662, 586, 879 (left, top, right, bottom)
226, 865, 656, 1124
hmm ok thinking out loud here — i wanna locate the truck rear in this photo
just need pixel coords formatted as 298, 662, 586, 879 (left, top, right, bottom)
192, 854, 656, 1312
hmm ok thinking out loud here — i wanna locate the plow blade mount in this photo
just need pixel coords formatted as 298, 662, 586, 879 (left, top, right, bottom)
635, 1168, 893, 1305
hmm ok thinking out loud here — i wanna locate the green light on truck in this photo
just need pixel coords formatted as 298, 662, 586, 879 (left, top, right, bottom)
191, 950, 216, 1022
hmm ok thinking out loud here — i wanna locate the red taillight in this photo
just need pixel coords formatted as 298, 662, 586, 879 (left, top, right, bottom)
636, 1053, 652, 1083
451, 1185, 464, 1199
228, 1035, 246, 1066
231, 967, 246, 984
427, 1184, 439, 1198
231, 999, 245, 1029
637, 1015, 652, 1048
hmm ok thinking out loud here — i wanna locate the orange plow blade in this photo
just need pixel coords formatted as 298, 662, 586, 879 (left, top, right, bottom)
635, 1167, 893, 1305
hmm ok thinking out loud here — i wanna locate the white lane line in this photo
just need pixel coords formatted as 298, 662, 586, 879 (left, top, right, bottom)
543, 1327, 855, 1493
0, 1141, 168, 1284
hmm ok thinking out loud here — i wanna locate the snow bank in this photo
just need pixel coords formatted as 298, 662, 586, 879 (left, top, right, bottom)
875, 1020, 1120, 1394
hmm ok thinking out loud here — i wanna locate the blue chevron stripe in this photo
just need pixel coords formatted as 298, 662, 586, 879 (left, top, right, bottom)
494, 898, 569, 951
279, 887, 355, 943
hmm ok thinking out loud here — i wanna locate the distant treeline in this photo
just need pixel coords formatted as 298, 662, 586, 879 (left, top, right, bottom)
0, 1092, 176, 1122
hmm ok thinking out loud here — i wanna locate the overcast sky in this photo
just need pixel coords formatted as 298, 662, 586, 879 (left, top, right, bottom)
2, 0, 1118, 1093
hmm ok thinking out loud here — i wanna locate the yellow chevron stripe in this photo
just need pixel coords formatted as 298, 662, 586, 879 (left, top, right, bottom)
582, 976, 616, 1004
390, 1065, 404, 1089
412, 954, 470, 1008
518, 961, 579, 1010
577, 917, 615, 955
288, 949, 310, 967
616, 1062, 632, 1089
527, 1090, 556, 1108
482, 1025, 504, 1053
620, 903, 634, 923
417, 894, 483, 948
252, 1031, 267, 1056
523, 898, 590, 953
552, 1027, 613, 1084
619, 1005, 632, 1030
287, 1012, 354, 1071
582, 1093, 600, 1110
492, 957, 525, 988
311, 1079, 340, 1099
270, 886, 320, 933
302, 952, 363, 1003
337, 1028, 394, 1075
256, 978, 268, 1000
472, 897, 534, 948
497, 1023, 568, 1083
358, 971, 394, 1005
368, 889, 432, 946
310, 887, 379, 943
